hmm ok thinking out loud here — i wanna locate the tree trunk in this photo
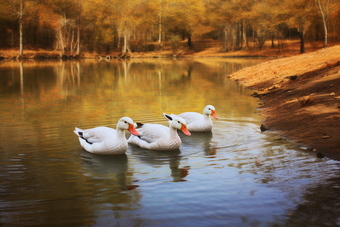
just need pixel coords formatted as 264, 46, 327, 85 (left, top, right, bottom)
19, 0, 23, 56
253, 28, 255, 47
299, 25, 305, 54
127, 29, 132, 54
11, 30, 14, 47
159, 0, 162, 44
123, 25, 127, 54
188, 34, 192, 47
224, 27, 228, 51
236, 22, 240, 49
117, 30, 121, 48
317, 0, 328, 48
113, 21, 118, 48
59, 14, 66, 55
244, 24, 248, 48
231, 26, 234, 49
76, 0, 81, 55
277, 30, 280, 53
58, 28, 64, 54
70, 29, 74, 52
240, 20, 243, 49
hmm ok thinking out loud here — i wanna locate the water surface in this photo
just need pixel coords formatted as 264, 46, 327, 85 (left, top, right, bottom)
1, 58, 340, 227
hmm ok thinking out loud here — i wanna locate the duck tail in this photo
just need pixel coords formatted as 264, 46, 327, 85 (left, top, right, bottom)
163, 113, 173, 125
136, 123, 144, 128
74, 127, 83, 136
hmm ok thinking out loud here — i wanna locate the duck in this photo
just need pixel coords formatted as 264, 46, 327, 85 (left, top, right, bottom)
74, 117, 139, 155
127, 114, 191, 150
167, 105, 219, 132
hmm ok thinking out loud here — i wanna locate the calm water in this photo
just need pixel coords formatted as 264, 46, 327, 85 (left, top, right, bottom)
1, 58, 340, 227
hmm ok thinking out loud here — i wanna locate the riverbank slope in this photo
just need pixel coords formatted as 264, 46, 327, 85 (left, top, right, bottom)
228, 45, 340, 160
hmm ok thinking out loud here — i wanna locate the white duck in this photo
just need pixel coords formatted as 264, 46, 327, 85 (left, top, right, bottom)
128, 114, 191, 150
74, 117, 139, 155
167, 105, 219, 132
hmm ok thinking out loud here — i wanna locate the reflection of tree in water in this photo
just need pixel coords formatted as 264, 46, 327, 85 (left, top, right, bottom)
55, 61, 81, 95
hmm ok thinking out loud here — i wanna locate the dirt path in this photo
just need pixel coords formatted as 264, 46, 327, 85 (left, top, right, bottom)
229, 45, 340, 160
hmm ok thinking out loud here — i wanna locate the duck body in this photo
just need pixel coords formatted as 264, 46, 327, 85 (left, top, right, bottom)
173, 112, 213, 132
74, 117, 139, 155
128, 114, 191, 151
169, 105, 219, 132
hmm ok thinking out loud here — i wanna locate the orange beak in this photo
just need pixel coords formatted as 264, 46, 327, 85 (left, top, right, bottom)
181, 124, 191, 136
211, 110, 219, 119
128, 123, 139, 136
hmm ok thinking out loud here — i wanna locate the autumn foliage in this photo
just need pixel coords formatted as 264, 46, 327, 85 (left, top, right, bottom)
0, 0, 340, 55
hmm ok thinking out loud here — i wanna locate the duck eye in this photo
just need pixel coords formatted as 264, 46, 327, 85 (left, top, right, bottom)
178, 121, 180, 124
208, 108, 211, 110
124, 121, 127, 124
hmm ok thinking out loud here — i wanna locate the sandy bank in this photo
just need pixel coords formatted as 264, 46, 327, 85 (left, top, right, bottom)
229, 45, 340, 160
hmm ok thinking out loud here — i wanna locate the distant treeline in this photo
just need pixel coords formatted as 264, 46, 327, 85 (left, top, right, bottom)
1, 0, 340, 55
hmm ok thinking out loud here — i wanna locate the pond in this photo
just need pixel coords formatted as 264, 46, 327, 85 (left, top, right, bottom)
1, 58, 340, 227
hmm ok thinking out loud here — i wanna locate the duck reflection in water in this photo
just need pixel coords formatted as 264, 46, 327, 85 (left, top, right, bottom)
179, 131, 215, 157
129, 131, 214, 182
129, 147, 190, 182
80, 151, 139, 190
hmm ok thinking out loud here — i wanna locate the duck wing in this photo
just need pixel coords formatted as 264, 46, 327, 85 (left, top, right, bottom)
176, 112, 203, 125
136, 123, 169, 143
75, 127, 116, 144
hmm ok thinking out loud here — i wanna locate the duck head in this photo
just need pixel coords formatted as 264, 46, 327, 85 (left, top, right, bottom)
117, 117, 139, 136
204, 105, 219, 119
163, 114, 191, 136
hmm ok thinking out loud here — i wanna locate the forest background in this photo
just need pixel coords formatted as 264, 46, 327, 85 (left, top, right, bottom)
1, 0, 340, 58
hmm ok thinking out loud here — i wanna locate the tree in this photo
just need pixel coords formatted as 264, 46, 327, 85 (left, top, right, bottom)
278, 0, 314, 54
2, 0, 340, 55
40, 0, 79, 55
316, 0, 329, 48
164, 0, 207, 47
76, 0, 81, 55
159, 0, 162, 44
4, 0, 25, 55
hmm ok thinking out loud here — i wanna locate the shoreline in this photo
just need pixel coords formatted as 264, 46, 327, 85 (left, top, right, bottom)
1, 39, 338, 60
228, 45, 340, 161
0, 52, 279, 60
